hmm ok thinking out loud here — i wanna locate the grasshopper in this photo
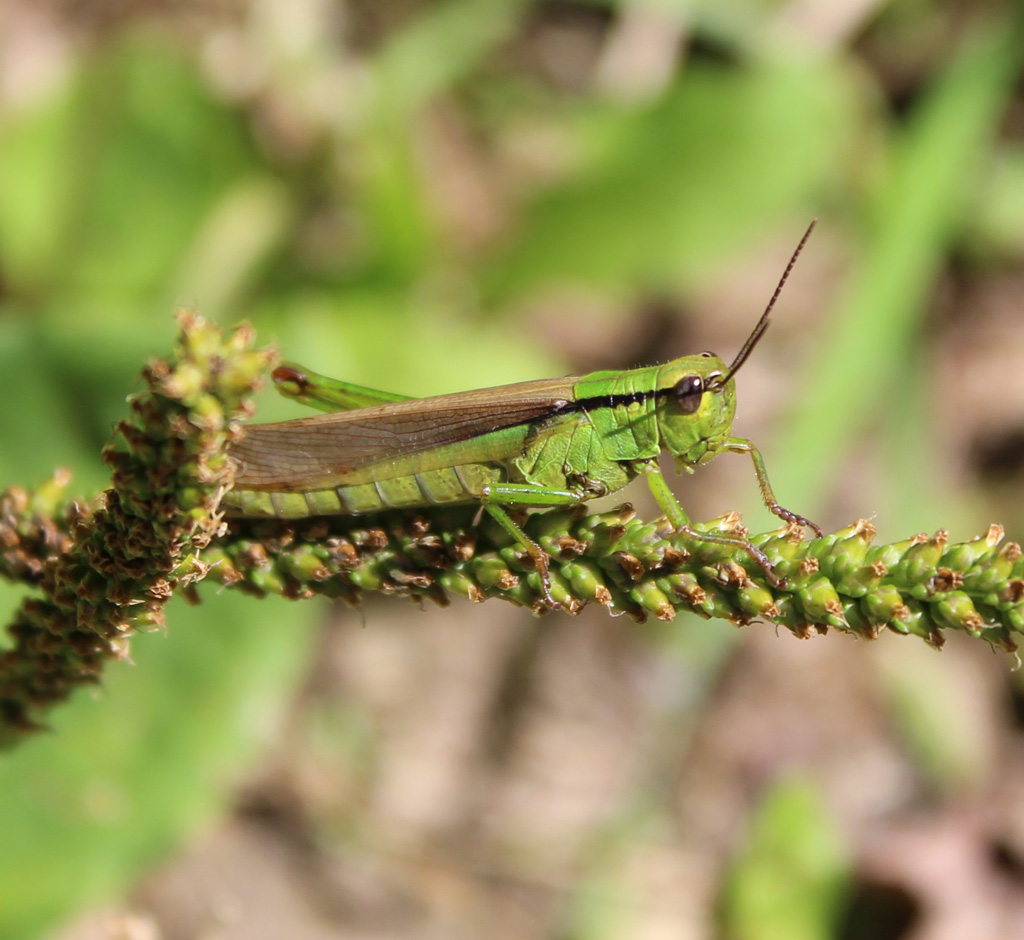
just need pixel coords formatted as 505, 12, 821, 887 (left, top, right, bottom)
225, 222, 821, 604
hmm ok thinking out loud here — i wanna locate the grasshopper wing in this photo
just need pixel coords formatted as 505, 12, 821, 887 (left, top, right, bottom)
230, 375, 580, 491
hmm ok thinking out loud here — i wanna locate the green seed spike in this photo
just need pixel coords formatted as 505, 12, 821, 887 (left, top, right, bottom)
199, 511, 1024, 652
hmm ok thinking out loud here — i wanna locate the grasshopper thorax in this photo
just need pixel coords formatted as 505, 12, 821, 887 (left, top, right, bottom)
654, 354, 736, 468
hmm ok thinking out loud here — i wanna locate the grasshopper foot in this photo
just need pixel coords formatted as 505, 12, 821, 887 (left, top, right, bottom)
761, 565, 787, 590
529, 549, 563, 610
771, 505, 823, 538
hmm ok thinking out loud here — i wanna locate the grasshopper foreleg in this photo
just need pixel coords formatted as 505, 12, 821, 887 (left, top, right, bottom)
718, 438, 823, 537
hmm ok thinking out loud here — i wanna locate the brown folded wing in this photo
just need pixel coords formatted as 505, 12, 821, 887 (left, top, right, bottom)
229, 374, 581, 491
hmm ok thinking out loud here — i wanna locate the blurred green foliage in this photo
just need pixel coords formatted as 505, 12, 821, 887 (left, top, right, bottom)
1, 0, 1024, 936
719, 779, 848, 940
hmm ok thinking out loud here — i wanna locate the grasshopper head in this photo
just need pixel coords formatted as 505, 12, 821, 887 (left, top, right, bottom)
654, 220, 817, 470
655, 355, 736, 469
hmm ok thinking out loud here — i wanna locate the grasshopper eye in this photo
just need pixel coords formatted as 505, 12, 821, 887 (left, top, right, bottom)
674, 374, 704, 415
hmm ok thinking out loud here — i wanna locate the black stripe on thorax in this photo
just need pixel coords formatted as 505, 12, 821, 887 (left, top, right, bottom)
569, 389, 658, 413
498, 388, 664, 436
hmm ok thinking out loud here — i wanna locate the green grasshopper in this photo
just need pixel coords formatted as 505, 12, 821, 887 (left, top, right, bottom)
225, 222, 821, 604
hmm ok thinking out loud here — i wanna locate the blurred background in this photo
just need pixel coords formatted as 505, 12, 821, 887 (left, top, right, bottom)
2, 0, 1024, 937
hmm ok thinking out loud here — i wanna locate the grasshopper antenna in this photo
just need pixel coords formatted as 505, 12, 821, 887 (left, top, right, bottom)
711, 219, 816, 389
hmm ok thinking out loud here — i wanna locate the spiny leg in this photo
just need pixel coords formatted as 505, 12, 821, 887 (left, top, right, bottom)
482, 504, 556, 606
639, 460, 788, 587
673, 524, 784, 587
482, 481, 590, 608
718, 438, 823, 536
